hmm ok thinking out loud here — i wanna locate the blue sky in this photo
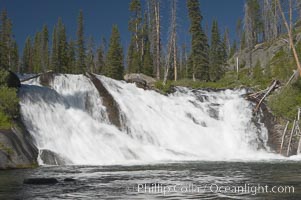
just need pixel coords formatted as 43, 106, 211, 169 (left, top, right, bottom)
0, 0, 245, 52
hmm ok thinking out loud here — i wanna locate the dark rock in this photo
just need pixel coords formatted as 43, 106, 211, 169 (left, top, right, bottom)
124, 73, 157, 89
39, 71, 55, 87
248, 98, 289, 154
40, 149, 70, 165
0, 120, 38, 170
7, 71, 21, 88
64, 178, 76, 182
23, 178, 58, 185
86, 73, 122, 129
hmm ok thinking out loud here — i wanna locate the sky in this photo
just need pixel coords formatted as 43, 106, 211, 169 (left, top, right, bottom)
0, 0, 245, 53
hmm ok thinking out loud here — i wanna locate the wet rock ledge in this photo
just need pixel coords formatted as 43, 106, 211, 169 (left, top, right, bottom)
0, 119, 38, 169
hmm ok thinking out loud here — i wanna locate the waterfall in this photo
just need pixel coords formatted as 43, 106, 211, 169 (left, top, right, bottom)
19, 74, 278, 165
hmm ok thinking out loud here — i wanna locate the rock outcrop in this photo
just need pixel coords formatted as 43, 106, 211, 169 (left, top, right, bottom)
0, 120, 38, 169
39, 71, 55, 87
124, 73, 157, 89
40, 149, 70, 165
7, 70, 21, 88
86, 73, 122, 129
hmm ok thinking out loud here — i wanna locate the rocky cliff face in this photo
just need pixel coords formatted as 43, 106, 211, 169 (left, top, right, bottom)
0, 120, 38, 169
229, 33, 301, 69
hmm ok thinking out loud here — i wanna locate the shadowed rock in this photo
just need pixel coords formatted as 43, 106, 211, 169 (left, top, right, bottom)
124, 73, 156, 89
86, 73, 122, 129
64, 178, 76, 182
0, 120, 38, 170
7, 71, 21, 88
40, 149, 70, 165
24, 178, 58, 185
39, 71, 55, 87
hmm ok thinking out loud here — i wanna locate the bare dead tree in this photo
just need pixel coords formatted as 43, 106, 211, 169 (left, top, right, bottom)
224, 28, 231, 56
172, 0, 177, 81
147, 0, 161, 79
244, 2, 254, 67
263, 0, 278, 41
277, 0, 301, 76
163, 0, 178, 84
154, 0, 161, 79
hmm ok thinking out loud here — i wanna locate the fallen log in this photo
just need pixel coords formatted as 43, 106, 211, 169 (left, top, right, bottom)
280, 121, 290, 154
287, 119, 296, 157
253, 80, 280, 113
20, 70, 53, 82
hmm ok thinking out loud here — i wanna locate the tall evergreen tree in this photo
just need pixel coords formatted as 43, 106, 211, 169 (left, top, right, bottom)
106, 25, 124, 80
209, 20, 225, 81
76, 10, 86, 73
57, 18, 68, 73
127, 0, 142, 73
96, 43, 105, 74
10, 40, 19, 72
229, 40, 237, 58
41, 25, 49, 72
0, 9, 14, 70
51, 25, 59, 72
86, 36, 95, 72
67, 39, 76, 73
32, 31, 42, 73
22, 37, 32, 73
187, 0, 209, 81
141, 13, 153, 76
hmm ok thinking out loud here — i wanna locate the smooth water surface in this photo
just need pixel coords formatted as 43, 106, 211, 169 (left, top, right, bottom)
1, 161, 301, 199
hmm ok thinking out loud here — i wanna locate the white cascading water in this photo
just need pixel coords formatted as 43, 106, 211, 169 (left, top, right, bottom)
19, 74, 279, 165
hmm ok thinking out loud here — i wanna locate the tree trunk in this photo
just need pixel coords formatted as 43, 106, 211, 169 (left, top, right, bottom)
277, 0, 301, 77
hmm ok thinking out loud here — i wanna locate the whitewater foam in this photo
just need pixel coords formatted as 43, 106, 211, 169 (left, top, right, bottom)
19, 74, 285, 165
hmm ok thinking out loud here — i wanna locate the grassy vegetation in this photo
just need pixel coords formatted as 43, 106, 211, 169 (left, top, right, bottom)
268, 80, 301, 120
155, 67, 272, 94
0, 69, 20, 129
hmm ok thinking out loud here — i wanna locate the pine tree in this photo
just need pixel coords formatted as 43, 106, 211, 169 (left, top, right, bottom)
148, 0, 161, 79
0, 10, 14, 70
245, 0, 263, 48
106, 25, 124, 80
229, 40, 237, 58
187, 0, 209, 81
57, 18, 68, 73
127, 0, 142, 73
86, 36, 95, 72
10, 40, 19, 72
32, 31, 42, 73
76, 10, 86, 73
96, 43, 105, 74
51, 25, 59, 72
141, 13, 153, 76
41, 25, 49, 72
209, 20, 224, 81
67, 39, 76, 73
22, 37, 32, 73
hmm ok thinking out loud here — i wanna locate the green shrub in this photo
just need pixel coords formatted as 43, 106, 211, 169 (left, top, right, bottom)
0, 69, 10, 86
268, 79, 301, 120
0, 110, 11, 129
0, 86, 19, 118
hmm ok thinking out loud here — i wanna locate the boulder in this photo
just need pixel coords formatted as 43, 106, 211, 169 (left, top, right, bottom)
23, 178, 58, 185
39, 71, 55, 87
87, 73, 123, 129
7, 71, 21, 88
0, 120, 38, 170
64, 178, 76, 182
124, 73, 157, 89
40, 149, 70, 165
